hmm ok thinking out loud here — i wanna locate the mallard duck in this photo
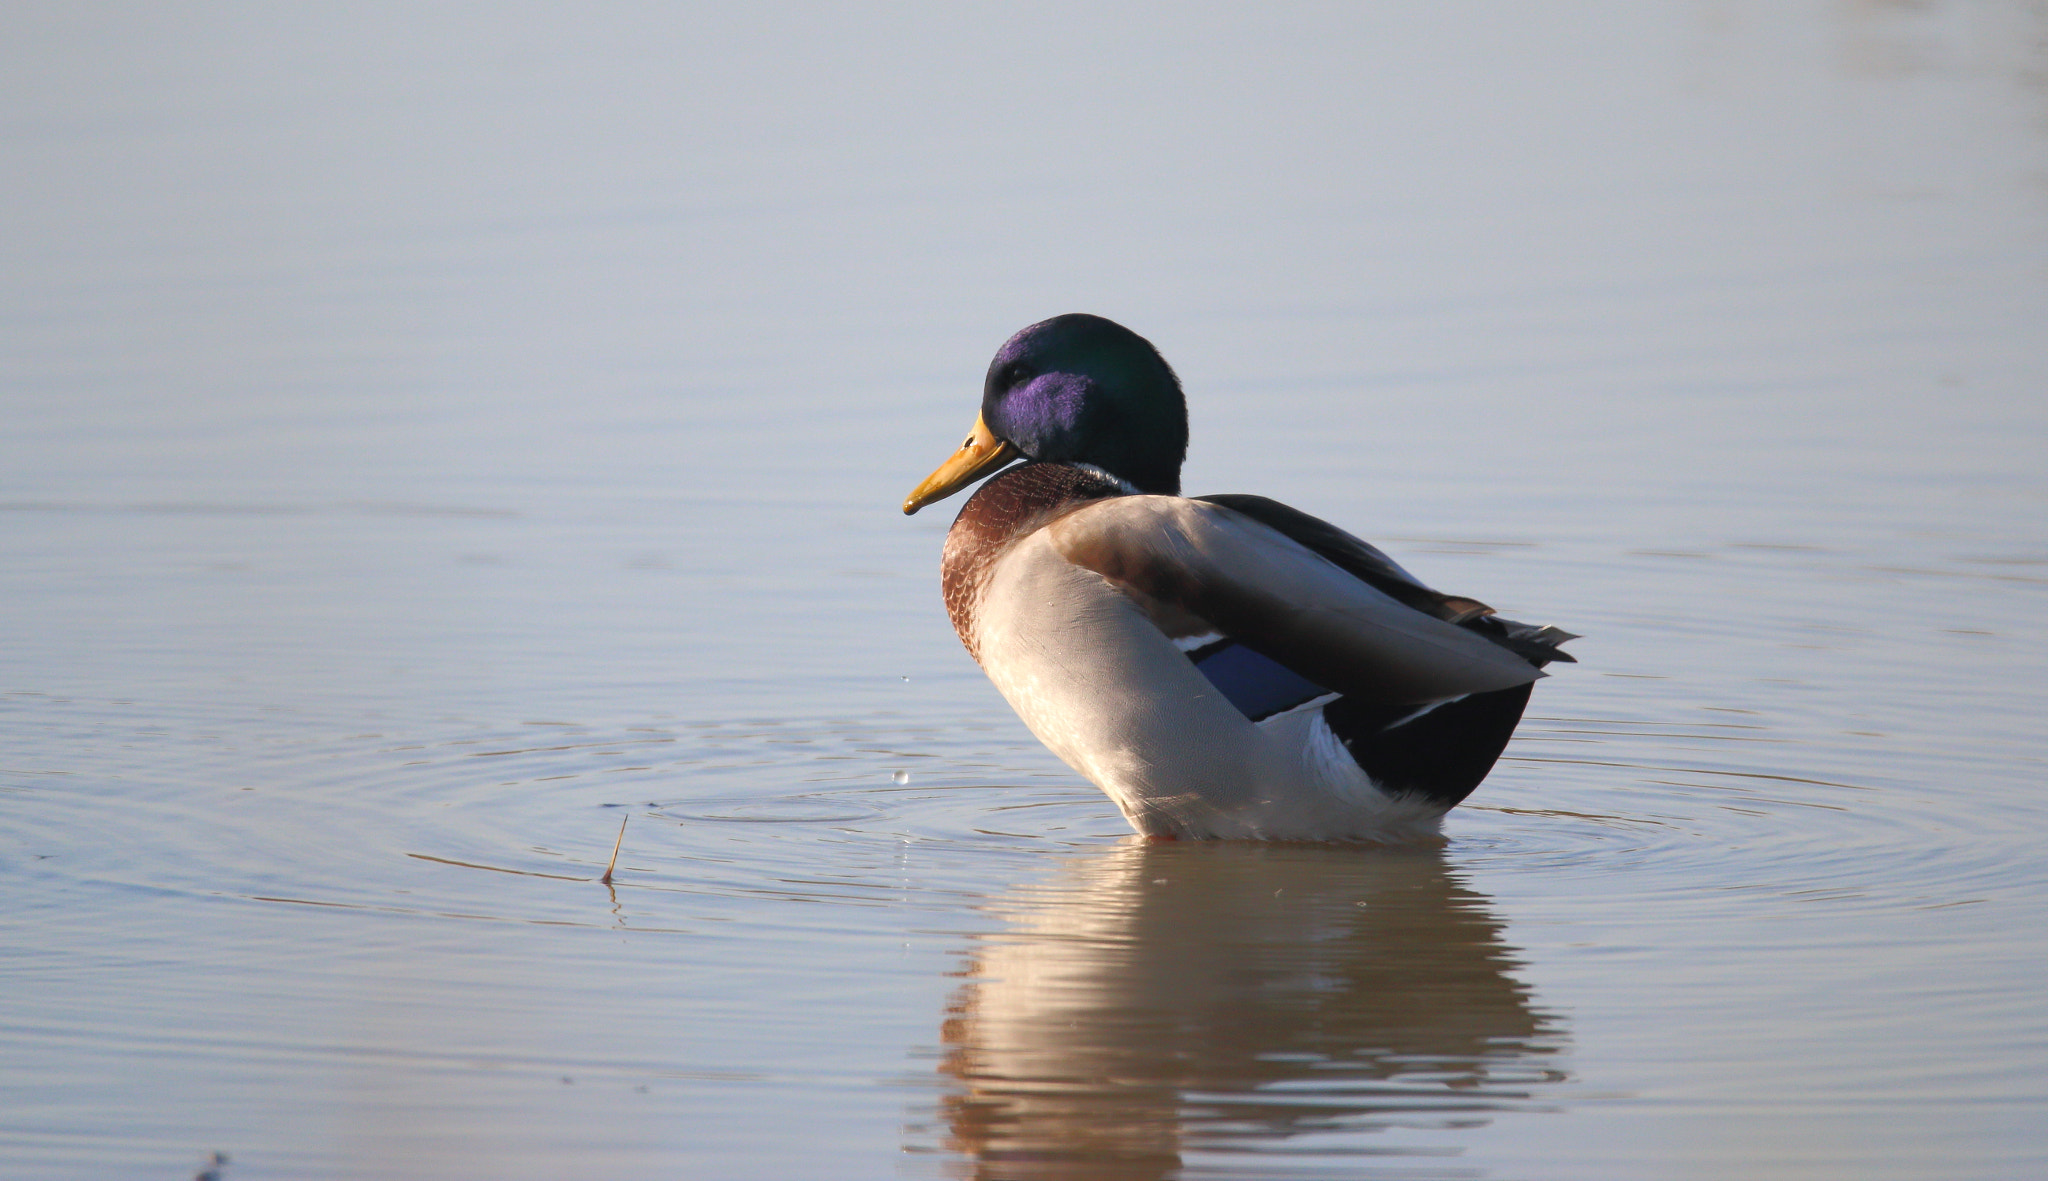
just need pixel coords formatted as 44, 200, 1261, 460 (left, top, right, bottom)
903, 314, 1576, 841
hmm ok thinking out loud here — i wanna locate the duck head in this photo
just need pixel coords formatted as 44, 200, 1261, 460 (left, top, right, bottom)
904, 314, 1188, 514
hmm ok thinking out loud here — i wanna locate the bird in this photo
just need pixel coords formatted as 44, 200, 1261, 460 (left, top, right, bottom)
902, 314, 1576, 841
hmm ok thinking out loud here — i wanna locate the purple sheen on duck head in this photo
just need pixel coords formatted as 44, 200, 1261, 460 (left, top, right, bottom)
987, 370, 1093, 456
979, 314, 1188, 495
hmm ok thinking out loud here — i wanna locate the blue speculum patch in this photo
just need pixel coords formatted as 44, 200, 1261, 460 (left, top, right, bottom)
1189, 640, 1331, 722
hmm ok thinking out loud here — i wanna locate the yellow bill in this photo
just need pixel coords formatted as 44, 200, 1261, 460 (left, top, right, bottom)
903, 413, 1020, 515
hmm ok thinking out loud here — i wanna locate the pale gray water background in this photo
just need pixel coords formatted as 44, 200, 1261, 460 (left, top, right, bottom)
4, 3, 2046, 1178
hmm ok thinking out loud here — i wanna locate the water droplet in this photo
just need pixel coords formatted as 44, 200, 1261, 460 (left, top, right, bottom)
892, 770, 910, 785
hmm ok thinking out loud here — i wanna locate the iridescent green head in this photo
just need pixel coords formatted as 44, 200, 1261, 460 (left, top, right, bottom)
980, 314, 1188, 495
904, 314, 1187, 514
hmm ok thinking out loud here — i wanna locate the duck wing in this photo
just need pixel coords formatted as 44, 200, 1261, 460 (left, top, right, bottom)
1196, 494, 1578, 668
1043, 496, 1545, 706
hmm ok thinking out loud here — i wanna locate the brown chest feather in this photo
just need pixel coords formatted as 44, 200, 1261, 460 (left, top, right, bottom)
939, 463, 1126, 660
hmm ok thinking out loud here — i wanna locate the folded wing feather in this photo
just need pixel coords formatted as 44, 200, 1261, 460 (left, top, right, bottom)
1043, 497, 1544, 705
1199, 493, 1577, 667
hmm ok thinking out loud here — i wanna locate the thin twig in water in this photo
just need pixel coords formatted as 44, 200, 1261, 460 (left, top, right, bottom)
601, 815, 628, 885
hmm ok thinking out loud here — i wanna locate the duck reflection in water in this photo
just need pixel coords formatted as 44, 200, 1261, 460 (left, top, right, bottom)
927, 842, 1566, 1180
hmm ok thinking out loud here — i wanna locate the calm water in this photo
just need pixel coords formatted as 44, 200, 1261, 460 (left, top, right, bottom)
5, 3, 2046, 1178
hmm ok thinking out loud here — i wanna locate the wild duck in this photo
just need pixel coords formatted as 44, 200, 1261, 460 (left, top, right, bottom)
903, 314, 1575, 841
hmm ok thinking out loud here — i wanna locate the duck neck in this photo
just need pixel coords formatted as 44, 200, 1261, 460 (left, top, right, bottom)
940, 463, 1129, 656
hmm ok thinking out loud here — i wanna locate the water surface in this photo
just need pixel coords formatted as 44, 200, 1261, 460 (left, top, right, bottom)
4, 3, 2046, 1178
